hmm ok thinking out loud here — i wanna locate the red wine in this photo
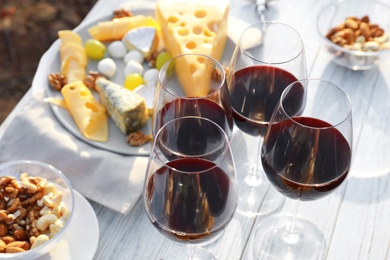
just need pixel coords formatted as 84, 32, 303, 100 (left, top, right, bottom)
229, 65, 298, 136
155, 97, 233, 139
145, 158, 237, 243
261, 117, 351, 200
157, 115, 228, 160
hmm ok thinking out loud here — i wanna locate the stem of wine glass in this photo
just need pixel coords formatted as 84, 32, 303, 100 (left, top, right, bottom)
284, 200, 301, 244
244, 136, 263, 187
185, 244, 217, 260
187, 244, 195, 259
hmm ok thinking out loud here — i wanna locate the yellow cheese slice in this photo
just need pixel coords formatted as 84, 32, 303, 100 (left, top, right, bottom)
43, 97, 68, 109
58, 30, 82, 45
61, 57, 86, 84
61, 81, 108, 142
60, 43, 87, 67
58, 30, 87, 83
88, 15, 161, 42
156, 0, 229, 96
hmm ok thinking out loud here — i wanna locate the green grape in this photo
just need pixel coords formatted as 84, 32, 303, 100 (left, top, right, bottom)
85, 39, 106, 60
155, 51, 172, 70
124, 73, 144, 91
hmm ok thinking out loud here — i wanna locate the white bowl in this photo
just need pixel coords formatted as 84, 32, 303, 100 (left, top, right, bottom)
317, 0, 390, 70
0, 160, 74, 259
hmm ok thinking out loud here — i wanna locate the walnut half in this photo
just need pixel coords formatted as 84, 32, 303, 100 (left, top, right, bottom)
48, 73, 67, 91
126, 131, 153, 146
83, 71, 104, 91
113, 9, 133, 19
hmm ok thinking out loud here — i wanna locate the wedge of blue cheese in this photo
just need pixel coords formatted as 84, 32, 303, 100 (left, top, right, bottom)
95, 77, 149, 134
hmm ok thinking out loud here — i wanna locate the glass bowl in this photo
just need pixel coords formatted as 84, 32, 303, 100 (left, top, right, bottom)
0, 160, 75, 259
317, 0, 390, 70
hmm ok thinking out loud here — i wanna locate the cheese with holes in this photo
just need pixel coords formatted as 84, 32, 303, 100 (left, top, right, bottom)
61, 81, 108, 142
58, 30, 87, 83
88, 15, 160, 42
95, 78, 149, 134
156, 0, 229, 96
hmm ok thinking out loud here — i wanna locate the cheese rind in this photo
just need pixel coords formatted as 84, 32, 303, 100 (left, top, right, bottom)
95, 78, 149, 134
122, 27, 159, 58
61, 81, 108, 142
156, 1, 229, 97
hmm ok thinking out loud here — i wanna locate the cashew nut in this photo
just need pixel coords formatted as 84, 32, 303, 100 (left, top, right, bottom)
39, 205, 52, 216
36, 214, 58, 231
52, 202, 67, 218
30, 234, 49, 249
49, 217, 65, 237
44, 183, 56, 194
43, 191, 63, 208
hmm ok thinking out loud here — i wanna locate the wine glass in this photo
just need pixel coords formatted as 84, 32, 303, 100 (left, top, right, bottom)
253, 78, 353, 259
227, 21, 306, 215
153, 53, 233, 138
144, 116, 238, 259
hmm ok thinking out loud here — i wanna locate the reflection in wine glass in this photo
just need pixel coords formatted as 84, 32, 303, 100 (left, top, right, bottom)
227, 21, 307, 215
144, 117, 238, 260
254, 79, 353, 259
152, 53, 233, 139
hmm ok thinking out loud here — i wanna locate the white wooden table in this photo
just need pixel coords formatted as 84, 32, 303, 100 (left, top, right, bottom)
1, 0, 390, 259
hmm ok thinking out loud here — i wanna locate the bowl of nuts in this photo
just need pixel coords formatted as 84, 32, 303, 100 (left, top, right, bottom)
317, 0, 390, 70
0, 160, 74, 259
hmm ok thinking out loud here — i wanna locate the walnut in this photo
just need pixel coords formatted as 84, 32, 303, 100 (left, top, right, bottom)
145, 51, 158, 68
126, 131, 153, 146
223, 67, 230, 78
113, 9, 133, 19
83, 71, 104, 91
211, 68, 221, 82
48, 73, 67, 91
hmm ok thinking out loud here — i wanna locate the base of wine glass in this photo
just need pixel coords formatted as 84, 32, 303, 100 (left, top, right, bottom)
251, 214, 326, 260
161, 244, 217, 260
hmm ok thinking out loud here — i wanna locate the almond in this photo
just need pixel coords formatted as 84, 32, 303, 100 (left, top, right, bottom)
372, 28, 384, 38
345, 18, 359, 30
361, 15, 370, 23
359, 22, 371, 40
342, 28, 355, 44
5, 247, 24, 253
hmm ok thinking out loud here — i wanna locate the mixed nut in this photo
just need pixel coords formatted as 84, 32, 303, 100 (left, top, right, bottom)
326, 15, 390, 52
0, 174, 70, 254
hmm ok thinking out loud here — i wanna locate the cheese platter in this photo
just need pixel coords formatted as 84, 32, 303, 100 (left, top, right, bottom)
45, 3, 244, 155
46, 8, 158, 155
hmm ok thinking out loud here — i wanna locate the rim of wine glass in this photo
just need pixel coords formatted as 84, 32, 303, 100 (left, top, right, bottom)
153, 116, 233, 173
158, 53, 226, 99
239, 21, 305, 65
280, 78, 352, 129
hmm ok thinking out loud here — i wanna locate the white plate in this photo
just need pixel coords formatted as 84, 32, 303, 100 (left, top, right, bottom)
42, 190, 99, 260
46, 8, 155, 156
46, 4, 243, 155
